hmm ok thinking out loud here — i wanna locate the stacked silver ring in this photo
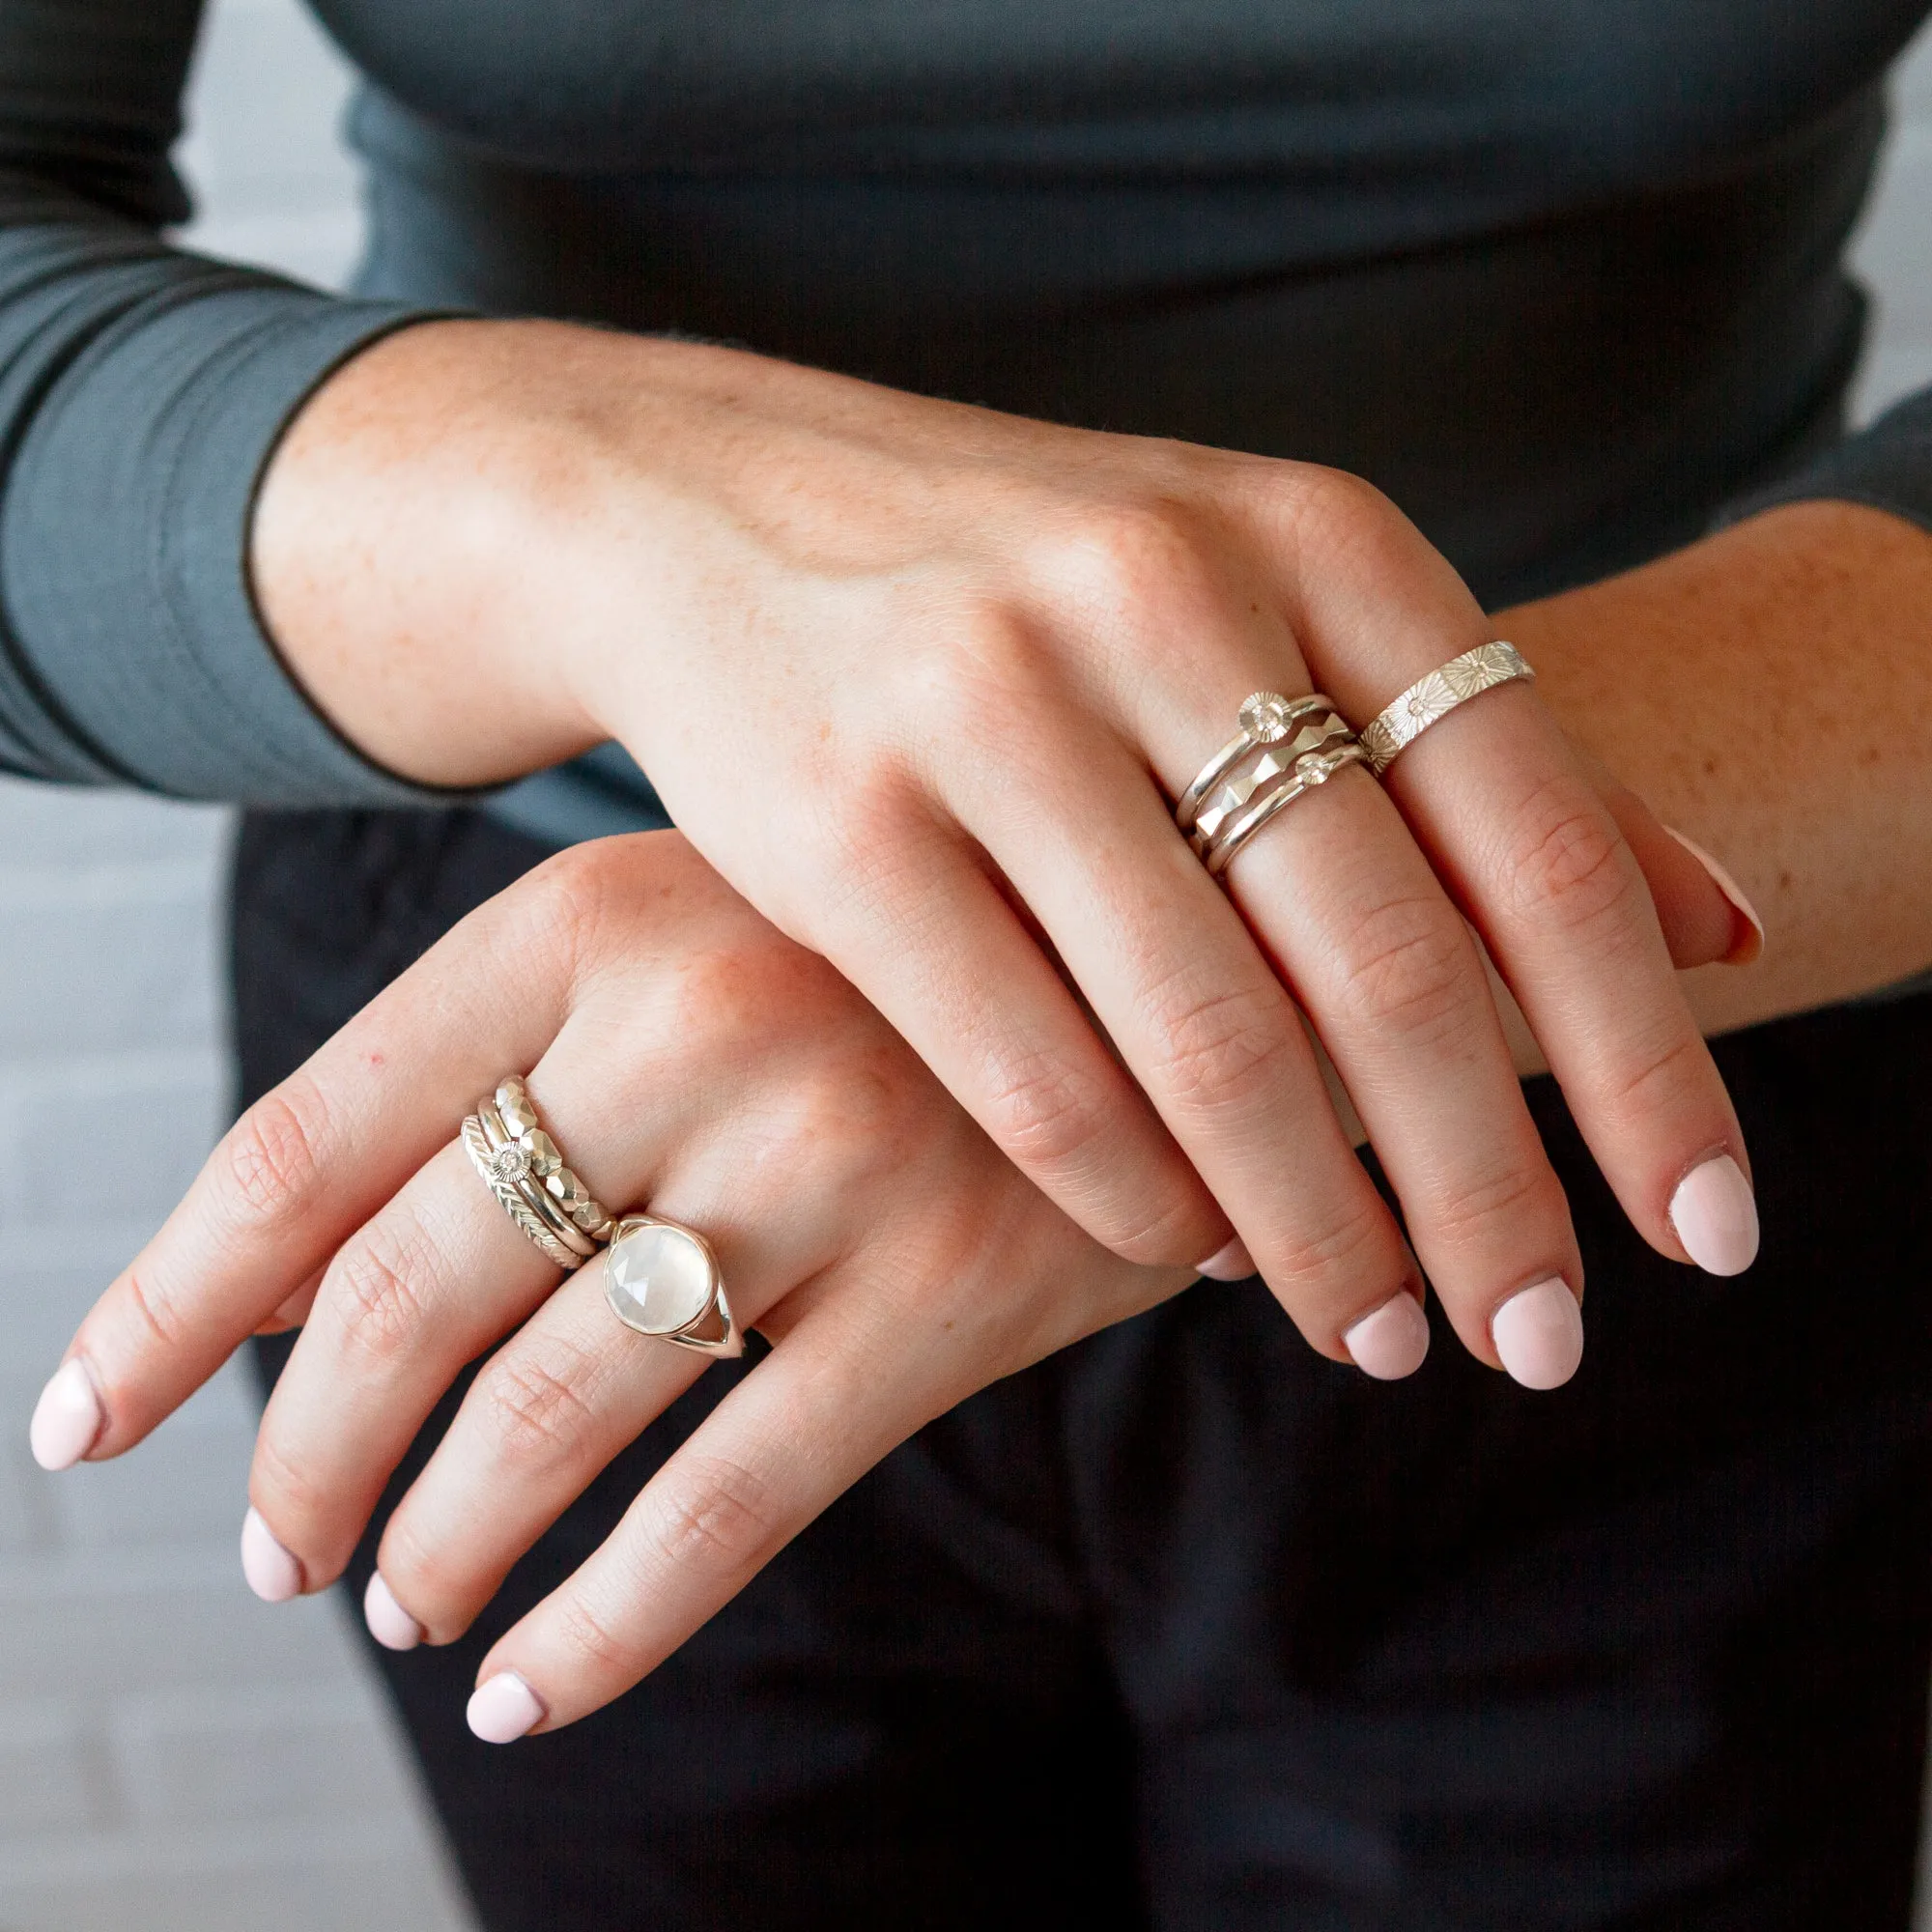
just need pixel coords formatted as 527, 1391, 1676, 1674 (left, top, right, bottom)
1177, 691, 1373, 877
460, 1075, 743, 1357
463, 1076, 615, 1270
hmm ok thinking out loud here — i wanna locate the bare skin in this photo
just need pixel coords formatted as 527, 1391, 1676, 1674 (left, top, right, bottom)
33, 326, 1927, 1741
250, 318, 1754, 1380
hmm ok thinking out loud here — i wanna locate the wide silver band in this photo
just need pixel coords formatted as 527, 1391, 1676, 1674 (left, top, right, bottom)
1359, 641, 1534, 777
1204, 741, 1376, 877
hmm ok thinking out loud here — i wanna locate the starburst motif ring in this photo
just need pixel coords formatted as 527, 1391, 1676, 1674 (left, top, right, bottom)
1358, 641, 1534, 777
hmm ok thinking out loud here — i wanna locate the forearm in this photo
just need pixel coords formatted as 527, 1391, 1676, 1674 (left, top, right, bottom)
1500, 499, 1932, 1035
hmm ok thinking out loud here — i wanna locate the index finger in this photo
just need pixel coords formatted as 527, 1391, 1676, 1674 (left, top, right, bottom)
29, 853, 584, 1467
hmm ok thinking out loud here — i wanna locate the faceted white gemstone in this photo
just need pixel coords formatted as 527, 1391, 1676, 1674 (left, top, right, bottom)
491, 1143, 531, 1183
606, 1221, 717, 1335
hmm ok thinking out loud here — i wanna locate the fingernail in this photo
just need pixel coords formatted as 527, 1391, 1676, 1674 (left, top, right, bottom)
1491, 1277, 1584, 1390
1342, 1293, 1431, 1380
468, 1671, 545, 1744
1669, 1152, 1759, 1277
1197, 1237, 1257, 1281
363, 1572, 423, 1651
28, 1359, 102, 1471
240, 1507, 303, 1604
1664, 827, 1765, 965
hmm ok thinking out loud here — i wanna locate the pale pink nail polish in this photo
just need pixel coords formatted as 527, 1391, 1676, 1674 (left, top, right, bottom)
1342, 1293, 1431, 1380
1669, 1153, 1759, 1277
28, 1359, 102, 1471
1491, 1277, 1584, 1390
240, 1507, 302, 1604
468, 1671, 545, 1744
1197, 1237, 1257, 1282
364, 1572, 423, 1652
1664, 827, 1765, 965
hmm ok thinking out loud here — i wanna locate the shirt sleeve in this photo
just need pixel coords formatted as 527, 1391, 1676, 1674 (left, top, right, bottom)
1717, 384, 1932, 540
0, 0, 464, 804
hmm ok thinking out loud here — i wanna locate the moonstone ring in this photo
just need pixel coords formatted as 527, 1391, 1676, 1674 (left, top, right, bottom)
603, 1214, 744, 1358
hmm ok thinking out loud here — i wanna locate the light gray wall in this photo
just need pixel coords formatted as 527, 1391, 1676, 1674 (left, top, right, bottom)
0, 4, 1929, 1927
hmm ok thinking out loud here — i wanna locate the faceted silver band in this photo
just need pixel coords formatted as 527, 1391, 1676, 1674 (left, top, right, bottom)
602, 1214, 744, 1359
462, 1074, 615, 1271
1204, 741, 1376, 878
1186, 707, 1356, 859
476, 1099, 602, 1262
462, 1116, 588, 1271
1175, 691, 1336, 835
1359, 641, 1534, 777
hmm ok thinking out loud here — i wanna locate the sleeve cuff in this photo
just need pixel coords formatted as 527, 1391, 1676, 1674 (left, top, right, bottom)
3, 275, 487, 805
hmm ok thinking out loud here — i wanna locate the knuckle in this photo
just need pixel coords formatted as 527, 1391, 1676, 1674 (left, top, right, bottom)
1507, 791, 1639, 938
476, 1349, 603, 1469
118, 1264, 186, 1353
249, 1429, 327, 1542
220, 1077, 331, 1230
1333, 895, 1474, 1044
1605, 1026, 1709, 1120
1421, 1155, 1550, 1250
983, 1051, 1114, 1180
1264, 1195, 1391, 1308
326, 1220, 445, 1366
639, 1455, 779, 1583
552, 1589, 638, 1679
1144, 979, 1298, 1116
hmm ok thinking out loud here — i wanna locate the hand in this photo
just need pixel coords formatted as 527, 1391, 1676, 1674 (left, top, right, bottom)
32, 833, 1195, 1736
256, 322, 1759, 1380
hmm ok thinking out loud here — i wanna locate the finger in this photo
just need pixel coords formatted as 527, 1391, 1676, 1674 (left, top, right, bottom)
1583, 752, 1763, 967
50, 850, 588, 1459
243, 1138, 562, 1596
941, 694, 1424, 1365
1262, 496, 1754, 1272
254, 1264, 326, 1337
804, 795, 1233, 1268
370, 1246, 710, 1644
1217, 763, 1583, 1378
462, 1247, 1107, 1738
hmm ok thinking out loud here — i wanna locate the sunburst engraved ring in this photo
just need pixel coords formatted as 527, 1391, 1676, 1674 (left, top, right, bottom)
1358, 641, 1534, 777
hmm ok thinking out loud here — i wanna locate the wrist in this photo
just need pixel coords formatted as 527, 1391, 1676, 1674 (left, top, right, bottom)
249, 318, 621, 788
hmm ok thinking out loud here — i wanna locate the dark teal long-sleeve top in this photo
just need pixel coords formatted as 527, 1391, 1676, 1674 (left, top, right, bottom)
1, 0, 1930, 840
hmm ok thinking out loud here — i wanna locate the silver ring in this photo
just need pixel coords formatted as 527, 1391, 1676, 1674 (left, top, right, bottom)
1204, 741, 1375, 877
463, 1075, 615, 1271
1187, 706, 1356, 858
1359, 641, 1534, 777
603, 1214, 744, 1358
1175, 691, 1335, 835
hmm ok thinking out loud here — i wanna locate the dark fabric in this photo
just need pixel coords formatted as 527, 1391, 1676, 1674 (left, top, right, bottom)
0, 2, 1930, 828
238, 807, 1932, 1932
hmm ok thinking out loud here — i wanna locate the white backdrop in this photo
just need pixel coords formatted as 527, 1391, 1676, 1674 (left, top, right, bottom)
0, 4, 1929, 1926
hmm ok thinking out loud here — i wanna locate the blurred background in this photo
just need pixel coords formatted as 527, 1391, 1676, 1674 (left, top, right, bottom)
0, 3, 1928, 1927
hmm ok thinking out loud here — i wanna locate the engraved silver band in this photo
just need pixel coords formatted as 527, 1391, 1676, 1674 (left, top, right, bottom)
1359, 641, 1534, 777
462, 1075, 615, 1271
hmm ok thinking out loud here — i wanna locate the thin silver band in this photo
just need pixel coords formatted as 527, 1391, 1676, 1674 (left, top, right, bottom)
1204, 741, 1375, 878
1175, 692, 1335, 835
